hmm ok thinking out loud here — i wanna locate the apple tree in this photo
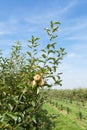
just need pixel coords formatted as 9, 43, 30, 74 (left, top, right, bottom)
0, 21, 66, 130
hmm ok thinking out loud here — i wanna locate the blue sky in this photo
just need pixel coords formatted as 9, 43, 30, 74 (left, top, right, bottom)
0, 0, 87, 89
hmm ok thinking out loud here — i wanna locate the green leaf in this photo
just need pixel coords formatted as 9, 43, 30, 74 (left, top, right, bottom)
54, 21, 60, 24
52, 35, 58, 39
37, 88, 39, 94
52, 76, 56, 81
39, 59, 44, 62
32, 116, 37, 123
33, 43, 40, 47
50, 35, 58, 41
52, 26, 58, 32
49, 57, 55, 61
27, 52, 31, 56
53, 66, 56, 72
42, 54, 47, 58
7, 112, 17, 122
55, 79, 62, 86
51, 42, 56, 46
41, 49, 46, 53
60, 47, 65, 52
27, 44, 32, 49
57, 75, 61, 79
28, 40, 32, 42
47, 31, 52, 36
31, 101, 35, 107
32, 35, 34, 44
48, 50, 55, 54
50, 21, 53, 29
54, 59, 59, 65
8, 104, 13, 111
34, 37, 40, 41
44, 28, 50, 32
47, 44, 51, 49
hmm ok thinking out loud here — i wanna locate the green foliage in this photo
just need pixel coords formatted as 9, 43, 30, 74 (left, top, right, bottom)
45, 88, 87, 102
0, 21, 66, 129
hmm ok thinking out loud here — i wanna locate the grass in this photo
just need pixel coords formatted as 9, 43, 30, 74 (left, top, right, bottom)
43, 102, 87, 130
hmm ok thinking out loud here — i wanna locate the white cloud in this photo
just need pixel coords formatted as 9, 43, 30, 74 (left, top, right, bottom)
67, 53, 77, 58
64, 36, 87, 41
0, 30, 13, 35
0, 18, 19, 36
67, 53, 82, 59
0, 1, 79, 37
25, 1, 78, 25
58, 62, 87, 89
60, 19, 87, 37
59, 0, 78, 16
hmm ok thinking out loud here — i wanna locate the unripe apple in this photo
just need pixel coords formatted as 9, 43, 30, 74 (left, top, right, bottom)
39, 79, 45, 86
34, 74, 41, 81
31, 80, 37, 87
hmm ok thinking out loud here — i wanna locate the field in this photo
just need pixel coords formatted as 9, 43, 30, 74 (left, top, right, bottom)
43, 98, 87, 130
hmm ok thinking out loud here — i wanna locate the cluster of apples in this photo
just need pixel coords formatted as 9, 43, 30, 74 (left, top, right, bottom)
30, 74, 45, 87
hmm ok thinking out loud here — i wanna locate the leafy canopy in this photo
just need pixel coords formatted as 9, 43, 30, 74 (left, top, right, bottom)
0, 21, 66, 130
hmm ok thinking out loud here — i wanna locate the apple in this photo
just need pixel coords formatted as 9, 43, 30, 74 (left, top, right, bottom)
34, 74, 41, 81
